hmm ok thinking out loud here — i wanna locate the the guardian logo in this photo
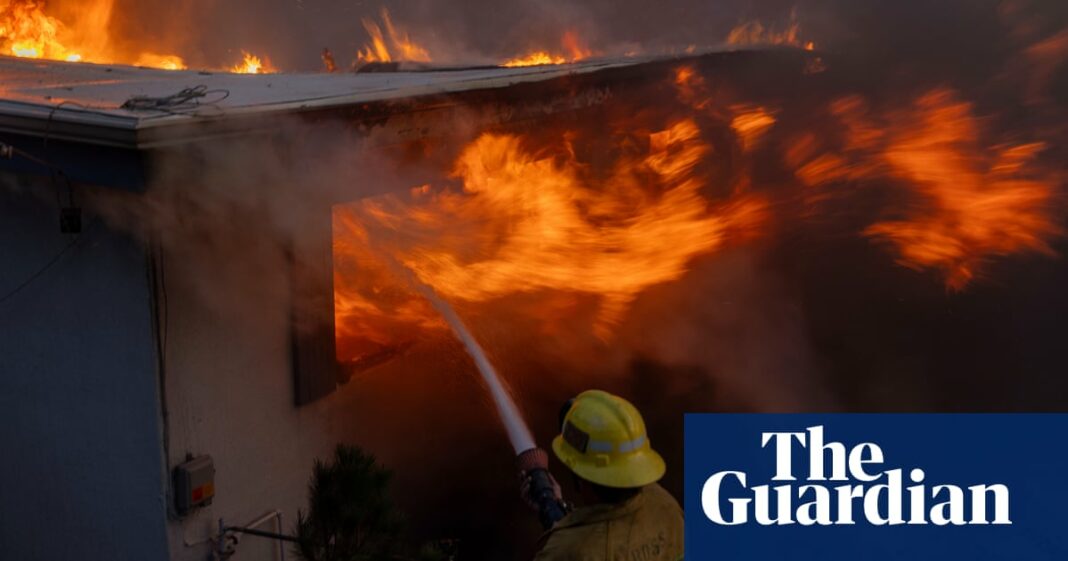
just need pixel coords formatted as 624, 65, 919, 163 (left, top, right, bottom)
702, 426, 1012, 526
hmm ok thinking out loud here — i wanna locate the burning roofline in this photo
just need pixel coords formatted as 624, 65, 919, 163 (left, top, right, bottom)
0, 48, 818, 190
0, 48, 813, 149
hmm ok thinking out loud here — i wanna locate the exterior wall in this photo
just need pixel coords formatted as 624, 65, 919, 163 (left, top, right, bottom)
0, 81, 630, 561
156, 89, 628, 559
0, 177, 354, 561
159, 213, 349, 561
0, 183, 170, 560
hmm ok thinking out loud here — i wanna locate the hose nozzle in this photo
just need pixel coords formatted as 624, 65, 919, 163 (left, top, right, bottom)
517, 447, 569, 529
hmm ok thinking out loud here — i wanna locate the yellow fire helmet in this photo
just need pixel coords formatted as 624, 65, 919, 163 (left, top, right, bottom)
552, 389, 666, 489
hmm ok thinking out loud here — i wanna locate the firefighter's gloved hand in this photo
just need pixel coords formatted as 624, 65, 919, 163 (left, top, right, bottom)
519, 469, 562, 513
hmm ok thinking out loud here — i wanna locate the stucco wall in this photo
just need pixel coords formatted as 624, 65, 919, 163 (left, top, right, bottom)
0, 183, 170, 560
0, 179, 358, 560
158, 210, 349, 561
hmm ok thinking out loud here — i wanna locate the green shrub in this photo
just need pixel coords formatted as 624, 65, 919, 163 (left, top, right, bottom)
295, 445, 402, 561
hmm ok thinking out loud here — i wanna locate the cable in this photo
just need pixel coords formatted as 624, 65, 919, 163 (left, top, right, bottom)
1, 140, 63, 170
121, 85, 230, 115
0, 101, 96, 308
160, 240, 168, 362
0, 226, 85, 307
1, 138, 81, 232
147, 238, 173, 518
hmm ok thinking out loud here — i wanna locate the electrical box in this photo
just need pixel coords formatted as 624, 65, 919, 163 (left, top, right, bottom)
174, 455, 215, 515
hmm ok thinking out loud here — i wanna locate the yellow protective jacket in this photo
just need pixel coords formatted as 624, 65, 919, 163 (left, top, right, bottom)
532, 483, 684, 561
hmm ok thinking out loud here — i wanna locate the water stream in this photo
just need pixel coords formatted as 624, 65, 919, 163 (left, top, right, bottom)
376, 251, 537, 455
413, 281, 537, 455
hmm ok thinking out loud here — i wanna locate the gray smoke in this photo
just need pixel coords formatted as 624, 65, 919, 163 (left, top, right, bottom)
94, 0, 1064, 78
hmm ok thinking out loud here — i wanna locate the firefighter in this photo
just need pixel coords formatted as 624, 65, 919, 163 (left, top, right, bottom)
520, 389, 684, 561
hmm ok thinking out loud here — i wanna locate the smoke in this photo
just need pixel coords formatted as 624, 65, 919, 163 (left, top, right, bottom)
23, 0, 1062, 557
622, 249, 830, 411
54, 52, 826, 557
79, 0, 1064, 75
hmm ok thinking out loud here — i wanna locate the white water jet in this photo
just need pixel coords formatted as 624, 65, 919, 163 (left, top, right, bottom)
414, 282, 537, 454
377, 252, 536, 454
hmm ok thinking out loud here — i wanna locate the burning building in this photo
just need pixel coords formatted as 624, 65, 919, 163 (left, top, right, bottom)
0, 46, 829, 559
2, 0, 1067, 558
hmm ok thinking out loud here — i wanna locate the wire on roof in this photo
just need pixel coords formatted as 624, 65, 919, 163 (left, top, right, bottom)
120, 85, 230, 114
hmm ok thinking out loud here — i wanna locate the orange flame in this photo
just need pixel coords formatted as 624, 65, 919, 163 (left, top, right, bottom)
134, 53, 186, 70
790, 88, 1062, 290
726, 19, 814, 50
502, 30, 592, 67
730, 105, 777, 152
502, 51, 568, 67
333, 116, 767, 359
230, 51, 274, 74
0, 0, 187, 69
356, 7, 430, 64
1, 0, 89, 61
865, 91, 1060, 289
332, 58, 1063, 364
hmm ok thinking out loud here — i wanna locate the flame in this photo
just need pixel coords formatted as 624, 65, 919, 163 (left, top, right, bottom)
790, 88, 1062, 290
0, 0, 187, 69
356, 7, 430, 64
322, 47, 337, 73
1, 0, 85, 62
134, 53, 186, 70
502, 30, 592, 67
230, 51, 274, 74
333, 116, 767, 359
730, 106, 777, 151
865, 91, 1060, 289
726, 19, 814, 50
1022, 28, 1068, 104
673, 65, 713, 110
332, 54, 1063, 364
502, 51, 568, 67
333, 63, 779, 362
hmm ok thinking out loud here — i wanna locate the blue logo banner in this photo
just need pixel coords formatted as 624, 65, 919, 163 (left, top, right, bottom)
684, 414, 1068, 560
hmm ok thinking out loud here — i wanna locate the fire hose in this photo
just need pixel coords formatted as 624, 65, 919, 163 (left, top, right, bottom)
381, 255, 569, 529
516, 448, 571, 529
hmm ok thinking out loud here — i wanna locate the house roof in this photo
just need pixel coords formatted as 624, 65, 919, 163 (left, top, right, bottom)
0, 54, 688, 149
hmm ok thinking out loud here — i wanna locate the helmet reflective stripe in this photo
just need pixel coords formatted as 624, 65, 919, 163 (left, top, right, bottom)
582, 434, 647, 454
588, 439, 613, 453
617, 434, 647, 453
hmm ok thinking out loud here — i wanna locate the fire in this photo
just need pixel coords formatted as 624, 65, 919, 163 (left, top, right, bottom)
790, 89, 1062, 290
1, 0, 86, 62
502, 51, 567, 68
0, 0, 188, 69
730, 106, 777, 152
502, 30, 592, 67
356, 7, 430, 64
230, 51, 274, 74
865, 91, 1060, 290
333, 61, 1063, 362
726, 19, 814, 50
0, 0, 288, 72
134, 53, 186, 71
333, 116, 767, 360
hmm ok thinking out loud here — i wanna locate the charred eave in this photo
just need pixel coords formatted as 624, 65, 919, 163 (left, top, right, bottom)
0, 48, 816, 192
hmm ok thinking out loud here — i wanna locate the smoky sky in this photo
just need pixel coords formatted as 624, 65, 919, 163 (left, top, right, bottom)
109, 0, 1066, 79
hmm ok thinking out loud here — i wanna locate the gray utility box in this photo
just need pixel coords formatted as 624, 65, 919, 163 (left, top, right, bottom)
174, 455, 215, 515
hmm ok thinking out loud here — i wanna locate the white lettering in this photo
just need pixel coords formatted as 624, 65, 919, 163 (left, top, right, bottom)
702, 471, 750, 525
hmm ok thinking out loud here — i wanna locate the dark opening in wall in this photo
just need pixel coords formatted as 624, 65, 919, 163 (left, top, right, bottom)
291, 203, 342, 406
